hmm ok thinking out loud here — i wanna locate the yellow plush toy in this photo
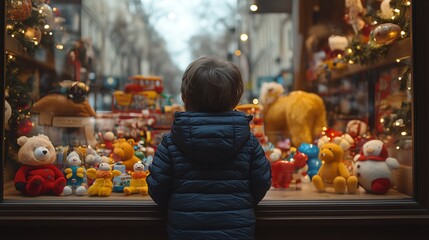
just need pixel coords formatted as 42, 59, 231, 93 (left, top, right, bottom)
86, 162, 121, 197
259, 82, 327, 147
312, 142, 358, 194
124, 162, 148, 195
113, 138, 141, 172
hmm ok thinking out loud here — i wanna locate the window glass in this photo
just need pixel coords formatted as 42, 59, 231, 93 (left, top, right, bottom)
4, 0, 413, 202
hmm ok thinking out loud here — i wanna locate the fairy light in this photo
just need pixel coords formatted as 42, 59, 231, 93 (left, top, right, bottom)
250, 4, 258, 12
401, 131, 407, 136
252, 98, 259, 104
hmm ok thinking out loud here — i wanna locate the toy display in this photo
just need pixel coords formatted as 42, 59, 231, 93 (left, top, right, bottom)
312, 142, 358, 194
14, 134, 67, 196
259, 82, 327, 148
62, 151, 87, 196
112, 138, 141, 172
86, 162, 121, 197
124, 162, 148, 195
353, 139, 400, 194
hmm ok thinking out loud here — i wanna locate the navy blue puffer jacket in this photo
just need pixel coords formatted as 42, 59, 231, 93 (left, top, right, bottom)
147, 111, 272, 240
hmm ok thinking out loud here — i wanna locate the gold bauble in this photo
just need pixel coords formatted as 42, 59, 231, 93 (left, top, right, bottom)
6, 0, 33, 21
372, 23, 402, 45
24, 26, 42, 43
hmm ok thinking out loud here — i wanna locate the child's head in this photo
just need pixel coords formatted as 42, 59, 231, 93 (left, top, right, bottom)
181, 56, 243, 112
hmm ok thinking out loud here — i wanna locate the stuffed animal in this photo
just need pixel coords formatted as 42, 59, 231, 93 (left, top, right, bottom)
346, 120, 374, 157
269, 148, 308, 190
86, 162, 121, 197
103, 131, 115, 153
312, 142, 358, 194
123, 162, 148, 195
298, 143, 321, 180
259, 82, 327, 148
14, 134, 67, 196
31, 93, 96, 125
62, 151, 87, 196
353, 139, 400, 194
112, 138, 141, 172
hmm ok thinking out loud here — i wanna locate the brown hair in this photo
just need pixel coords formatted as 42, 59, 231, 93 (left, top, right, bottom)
181, 56, 244, 112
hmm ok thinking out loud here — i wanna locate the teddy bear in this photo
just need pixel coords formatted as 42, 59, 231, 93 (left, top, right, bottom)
353, 139, 400, 194
112, 138, 141, 172
14, 134, 67, 196
123, 162, 148, 195
312, 142, 358, 194
62, 151, 87, 196
86, 162, 121, 197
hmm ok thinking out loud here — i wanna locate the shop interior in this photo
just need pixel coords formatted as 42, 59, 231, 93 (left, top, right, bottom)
3, 0, 414, 203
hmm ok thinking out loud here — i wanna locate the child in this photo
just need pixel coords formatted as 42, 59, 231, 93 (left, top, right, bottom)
147, 56, 272, 240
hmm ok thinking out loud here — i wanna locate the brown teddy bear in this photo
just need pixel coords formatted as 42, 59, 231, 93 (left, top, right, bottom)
312, 142, 358, 194
14, 134, 66, 196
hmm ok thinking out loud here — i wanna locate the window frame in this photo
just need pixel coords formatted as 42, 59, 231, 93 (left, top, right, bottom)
1, 0, 429, 228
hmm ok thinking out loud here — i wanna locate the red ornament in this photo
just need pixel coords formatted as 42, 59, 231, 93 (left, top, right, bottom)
17, 118, 33, 136
7, 0, 33, 21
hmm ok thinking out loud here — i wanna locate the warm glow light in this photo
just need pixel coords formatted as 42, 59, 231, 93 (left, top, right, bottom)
252, 98, 259, 104
56, 44, 64, 50
405, 1, 411, 6
234, 49, 242, 56
401, 132, 407, 136
44, 24, 50, 29
250, 4, 258, 11
396, 59, 401, 62
240, 33, 249, 41
398, 77, 402, 80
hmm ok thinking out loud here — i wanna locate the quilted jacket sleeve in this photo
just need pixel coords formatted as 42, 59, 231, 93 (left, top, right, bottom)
249, 135, 272, 206
147, 134, 174, 209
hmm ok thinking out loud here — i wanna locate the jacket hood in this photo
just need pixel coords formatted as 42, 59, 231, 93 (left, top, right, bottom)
171, 111, 252, 165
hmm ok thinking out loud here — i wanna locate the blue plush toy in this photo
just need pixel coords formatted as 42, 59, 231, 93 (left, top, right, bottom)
298, 143, 321, 180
